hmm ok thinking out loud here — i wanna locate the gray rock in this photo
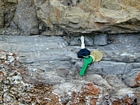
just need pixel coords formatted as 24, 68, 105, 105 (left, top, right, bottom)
138, 38, 140, 46
84, 36, 94, 46
123, 63, 140, 76
0, 35, 139, 104
86, 74, 112, 89
105, 75, 127, 89
13, 0, 39, 35
69, 36, 81, 46
108, 34, 140, 45
94, 34, 107, 45
123, 68, 140, 87
0, 35, 139, 86
4, 1, 17, 28
88, 61, 126, 75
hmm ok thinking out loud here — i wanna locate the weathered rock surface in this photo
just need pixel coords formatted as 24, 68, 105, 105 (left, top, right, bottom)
34, 0, 140, 34
13, 0, 39, 35
0, 0, 140, 104
0, 0, 140, 35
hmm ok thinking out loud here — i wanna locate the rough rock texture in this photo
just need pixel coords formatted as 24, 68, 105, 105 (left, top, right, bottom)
0, 34, 140, 104
123, 68, 140, 87
0, 0, 4, 28
0, 0, 140, 104
0, 0, 140, 35
34, 0, 140, 34
13, 0, 39, 35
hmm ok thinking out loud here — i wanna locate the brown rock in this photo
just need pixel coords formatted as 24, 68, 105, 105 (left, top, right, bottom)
35, 0, 140, 34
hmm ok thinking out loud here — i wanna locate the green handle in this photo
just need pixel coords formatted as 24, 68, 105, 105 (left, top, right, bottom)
79, 56, 93, 76
80, 63, 88, 76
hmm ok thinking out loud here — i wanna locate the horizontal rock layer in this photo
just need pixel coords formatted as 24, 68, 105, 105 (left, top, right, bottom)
0, 34, 140, 85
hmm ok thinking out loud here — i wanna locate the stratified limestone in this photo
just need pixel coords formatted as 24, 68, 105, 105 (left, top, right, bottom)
0, 35, 139, 85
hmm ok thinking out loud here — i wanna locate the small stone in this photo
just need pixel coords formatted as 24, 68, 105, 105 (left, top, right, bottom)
123, 68, 140, 87
94, 34, 107, 45
105, 75, 126, 88
86, 74, 112, 89
0, 52, 6, 60
8, 56, 15, 62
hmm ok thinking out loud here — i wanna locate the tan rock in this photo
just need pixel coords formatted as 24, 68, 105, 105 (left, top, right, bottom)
35, 0, 140, 34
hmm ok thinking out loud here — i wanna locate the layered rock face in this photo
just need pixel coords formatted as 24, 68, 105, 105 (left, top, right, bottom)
0, 0, 140, 35
0, 0, 140, 104
0, 34, 140, 104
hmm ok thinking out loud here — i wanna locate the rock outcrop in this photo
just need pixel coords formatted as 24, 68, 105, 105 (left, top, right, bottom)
0, 34, 140, 104
0, 0, 140, 104
0, 0, 140, 35
35, 0, 140, 34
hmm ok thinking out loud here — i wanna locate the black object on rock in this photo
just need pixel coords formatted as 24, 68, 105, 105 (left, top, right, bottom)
77, 48, 90, 58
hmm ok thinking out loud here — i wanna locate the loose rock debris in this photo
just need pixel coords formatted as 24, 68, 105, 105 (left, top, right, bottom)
0, 50, 60, 105
0, 49, 139, 105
